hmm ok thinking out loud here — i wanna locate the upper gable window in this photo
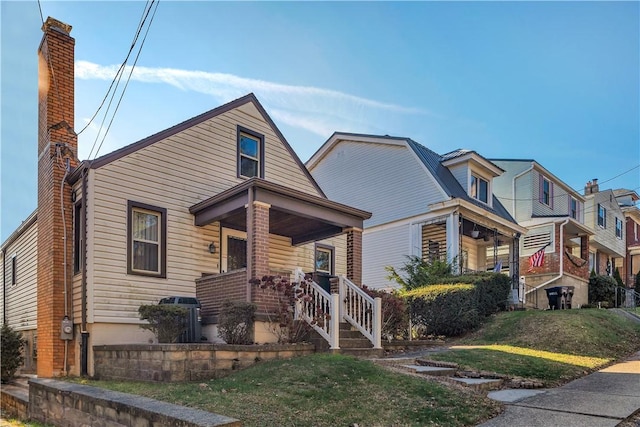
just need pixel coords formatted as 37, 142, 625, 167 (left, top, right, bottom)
471, 175, 488, 204
569, 197, 578, 220
597, 204, 606, 228
237, 126, 265, 179
540, 176, 553, 207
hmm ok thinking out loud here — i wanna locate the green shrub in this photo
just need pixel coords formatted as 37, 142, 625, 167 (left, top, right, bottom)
588, 273, 617, 306
1, 324, 25, 383
436, 272, 511, 316
404, 284, 480, 337
218, 301, 256, 345
138, 304, 188, 343
362, 285, 409, 340
386, 255, 454, 291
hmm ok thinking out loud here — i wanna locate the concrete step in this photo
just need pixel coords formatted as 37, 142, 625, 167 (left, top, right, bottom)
449, 377, 503, 391
339, 329, 367, 339
339, 338, 373, 349
401, 364, 457, 377
337, 347, 385, 358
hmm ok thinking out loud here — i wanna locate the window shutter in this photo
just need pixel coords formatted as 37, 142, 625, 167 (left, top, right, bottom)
550, 181, 554, 209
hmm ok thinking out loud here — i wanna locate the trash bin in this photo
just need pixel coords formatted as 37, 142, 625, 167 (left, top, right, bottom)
159, 296, 202, 343
309, 271, 333, 293
545, 287, 562, 310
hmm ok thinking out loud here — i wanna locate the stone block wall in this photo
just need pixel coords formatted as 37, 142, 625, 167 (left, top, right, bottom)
93, 343, 315, 382
28, 378, 241, 427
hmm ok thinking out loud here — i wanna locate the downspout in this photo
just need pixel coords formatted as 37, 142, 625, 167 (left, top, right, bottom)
80, 168, 89, 376
526, 218, 570, 294
2, 248, 6, 325
512, 165, 534, 216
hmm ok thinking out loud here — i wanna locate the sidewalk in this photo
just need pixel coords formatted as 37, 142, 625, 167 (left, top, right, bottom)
477, 350, 640, 427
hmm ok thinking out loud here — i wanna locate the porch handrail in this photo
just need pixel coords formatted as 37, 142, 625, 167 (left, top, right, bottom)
339, 276, 382, 349
293, 268, 339, 349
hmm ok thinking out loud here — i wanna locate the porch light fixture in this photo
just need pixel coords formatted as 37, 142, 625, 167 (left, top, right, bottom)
471, 224, 480, 239
208, 242, 216, 254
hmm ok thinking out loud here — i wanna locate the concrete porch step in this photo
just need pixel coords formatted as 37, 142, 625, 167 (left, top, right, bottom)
339, 337, 374, 349
336, 347, 385, 358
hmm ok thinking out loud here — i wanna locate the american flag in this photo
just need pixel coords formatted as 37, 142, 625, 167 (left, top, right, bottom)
528, 246, 546, 270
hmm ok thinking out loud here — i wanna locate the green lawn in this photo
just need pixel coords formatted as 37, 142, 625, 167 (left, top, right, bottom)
427, 308, 640, 386
72, 353, 501, 427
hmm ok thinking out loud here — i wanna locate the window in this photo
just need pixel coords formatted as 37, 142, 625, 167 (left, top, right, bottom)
597, 204, 606, 228
10, 254, 17, 286
237, 126, 264, 179
569, 197, 578, 220
315, 244, 334, 274
540, 176, 553, 207
127, 201, 167, 277
227, 236, 247, 271
615, 218, 622, 239
471, 175, 488, 203
73, 201, 84, 274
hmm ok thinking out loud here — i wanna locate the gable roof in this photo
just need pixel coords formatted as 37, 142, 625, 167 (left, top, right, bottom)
69, 93, 326, 197
308, 132, 517, 224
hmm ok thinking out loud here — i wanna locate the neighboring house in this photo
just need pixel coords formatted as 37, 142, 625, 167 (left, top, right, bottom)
1, 211, 38, 373
613, 188, 640, 287
0, 18, 370, 378
491, 159, 593, 309
583, 180, 626, 280
307, 133, 527, 293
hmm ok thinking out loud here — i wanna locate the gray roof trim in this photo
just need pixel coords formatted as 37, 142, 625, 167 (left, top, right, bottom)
86, 93, 326, 198
2, 210, 37, 251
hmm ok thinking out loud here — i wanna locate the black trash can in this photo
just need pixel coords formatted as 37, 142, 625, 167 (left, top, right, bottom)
545, 287, 562, 310
310, 271, 332, 294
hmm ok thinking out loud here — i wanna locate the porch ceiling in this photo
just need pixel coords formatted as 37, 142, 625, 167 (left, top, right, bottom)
189, 178, 371, 245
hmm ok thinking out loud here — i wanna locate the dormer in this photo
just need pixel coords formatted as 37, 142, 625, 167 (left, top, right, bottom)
441, 149, 503, 208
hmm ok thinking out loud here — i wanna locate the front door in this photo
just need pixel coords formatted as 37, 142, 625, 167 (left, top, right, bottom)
221, 228, 247, 273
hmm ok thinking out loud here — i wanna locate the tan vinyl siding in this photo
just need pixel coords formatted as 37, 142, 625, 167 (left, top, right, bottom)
88, 104, 317, 323
586, 191, 626, 258
362, 224, 411, 290
2, 219, 38, 330
311, 140, 442, 228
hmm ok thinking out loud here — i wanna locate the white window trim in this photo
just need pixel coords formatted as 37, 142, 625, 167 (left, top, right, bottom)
221, 228, 247, 273
470, 174, 491, 206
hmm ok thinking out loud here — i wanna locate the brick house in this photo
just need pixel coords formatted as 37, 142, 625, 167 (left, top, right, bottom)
0, 18, 370, 378
491, 159, 593, 308
614, 188, 640, 287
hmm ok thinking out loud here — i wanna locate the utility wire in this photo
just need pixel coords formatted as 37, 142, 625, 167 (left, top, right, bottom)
78, 1, 154, 139
92, 0, 159, 160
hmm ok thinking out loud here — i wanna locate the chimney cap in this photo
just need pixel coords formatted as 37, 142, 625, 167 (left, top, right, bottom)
42, 17, 72, 35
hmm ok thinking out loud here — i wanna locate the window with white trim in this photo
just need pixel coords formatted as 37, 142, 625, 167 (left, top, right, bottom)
237, 126, 264, 179
615, 217, 622, 239
540, 176, 553, 207
569, 197, 578, 220
597, 204, 606, 228
128, 201, 166, 277
470, 175, 488, 203
315, 245, 334, 274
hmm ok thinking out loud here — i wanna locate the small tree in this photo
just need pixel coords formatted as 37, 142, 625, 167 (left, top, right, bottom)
250, 275, 315, 344
138, 304, 188, 343
217, 301, 256, 344
1, 324, 25, 383
386, 255, 454, 291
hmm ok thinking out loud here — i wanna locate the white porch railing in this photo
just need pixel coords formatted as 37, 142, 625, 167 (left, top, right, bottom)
339, 276, 382, 349
293, 268, 340, 349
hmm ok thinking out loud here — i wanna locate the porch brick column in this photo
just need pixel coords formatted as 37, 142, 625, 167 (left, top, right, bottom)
346, 227, 363, 286
249, 201, 270, 283
580, 235, 589, 261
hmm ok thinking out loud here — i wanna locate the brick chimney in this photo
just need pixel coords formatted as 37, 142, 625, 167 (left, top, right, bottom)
584, 178, 599, 195
37, 17, 78, 377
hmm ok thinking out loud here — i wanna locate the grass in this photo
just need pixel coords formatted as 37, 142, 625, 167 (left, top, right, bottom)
427, 308, 640, 386
71, 353, 501, 427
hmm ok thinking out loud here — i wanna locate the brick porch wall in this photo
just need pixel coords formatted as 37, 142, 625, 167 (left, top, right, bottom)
346, 228, 363, 285
196, 270, 247, 324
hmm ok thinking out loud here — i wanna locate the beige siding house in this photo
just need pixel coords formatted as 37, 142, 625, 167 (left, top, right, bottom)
6, 17, 371, 378
307, 133, 527, 292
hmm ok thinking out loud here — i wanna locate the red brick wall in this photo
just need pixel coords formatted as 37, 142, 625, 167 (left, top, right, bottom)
196, 270, 248, 323
37, 18, 78, 377
249, 202, 270, 281
346, 228, 363, 285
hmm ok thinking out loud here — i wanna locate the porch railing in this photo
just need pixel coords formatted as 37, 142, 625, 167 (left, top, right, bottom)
339, 276, 382, 349
293, 268, 340, 349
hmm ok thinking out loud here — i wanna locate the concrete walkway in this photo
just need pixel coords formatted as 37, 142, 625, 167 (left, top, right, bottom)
477, 351, 640, 426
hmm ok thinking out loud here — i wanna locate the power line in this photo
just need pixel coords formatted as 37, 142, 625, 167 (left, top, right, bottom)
93, 0, 160, 160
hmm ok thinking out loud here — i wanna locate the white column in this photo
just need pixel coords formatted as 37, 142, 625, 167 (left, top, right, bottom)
446, 212, 460, 272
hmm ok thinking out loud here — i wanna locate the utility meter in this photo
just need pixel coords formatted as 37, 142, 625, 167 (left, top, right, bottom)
61, 316, 73, 340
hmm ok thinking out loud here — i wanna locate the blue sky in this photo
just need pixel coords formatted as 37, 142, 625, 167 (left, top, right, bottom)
2, 1, 639, 242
